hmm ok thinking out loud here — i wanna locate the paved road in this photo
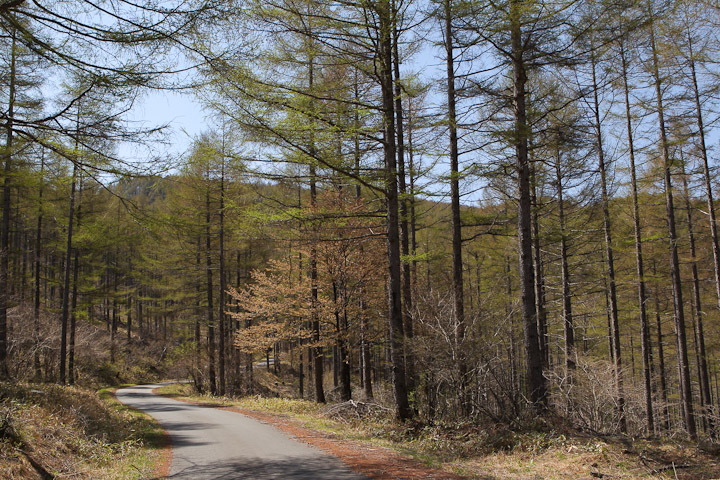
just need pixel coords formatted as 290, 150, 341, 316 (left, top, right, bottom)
115, 384, 368, 479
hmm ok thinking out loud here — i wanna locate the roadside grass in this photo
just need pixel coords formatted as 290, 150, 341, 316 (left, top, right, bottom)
0, 382, 167, 479
157, 381, 720, 479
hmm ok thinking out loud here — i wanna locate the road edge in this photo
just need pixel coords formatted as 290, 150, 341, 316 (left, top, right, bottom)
154, 389, 467, 480
112, 385, 173, 479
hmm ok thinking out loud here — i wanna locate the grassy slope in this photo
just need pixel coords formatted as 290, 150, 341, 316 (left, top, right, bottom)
157, 380, 720, 480
0, 383, 167, 480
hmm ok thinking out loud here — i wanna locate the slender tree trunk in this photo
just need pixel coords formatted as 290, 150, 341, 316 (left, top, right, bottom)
511, 0, 546, 409
20, 230, 27, 301
333, 282, 352, 401
407, 100, 418, 295
111, 271, 117, 363
309, 167, 325, 403
380, 0, 411, 420
306, 45, 326, 403
59, 162, 77, 385
33, 153, 44, 380
195, 238, 201, 361
531, 162, 549, 369
68, 249, 79, 384
555, 149, 574, 376
653, 265, 671, 431
680, 155, 714, 435
620, 42, 654, 434
443, 0, 468, 412
591, 46, 626, 433
687, 29, 716, 438
0, 29, 16, 379
206, 176, 217, 396
649, 11, 696, 439
138, 291, 143, 340
393, 1, 415, 398
218, 148, 226, 396
68, 178, 82, 385
506, 256, 518, 392
127, 294, 132, 340
352, 77, 374, 401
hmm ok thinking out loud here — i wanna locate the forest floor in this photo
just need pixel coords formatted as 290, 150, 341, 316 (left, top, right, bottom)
0, 382, 169, 479
157, 380, 720, 480
2, 378, 718, 479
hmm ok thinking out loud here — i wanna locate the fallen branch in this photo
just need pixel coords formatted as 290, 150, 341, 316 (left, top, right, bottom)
15, 448, 55, 480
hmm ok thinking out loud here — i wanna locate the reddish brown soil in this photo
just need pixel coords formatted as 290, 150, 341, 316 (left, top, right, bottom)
152, 426, 173, 479
223, 406, 468, 480
155, 391, 466, 479
113, 389, 172, 479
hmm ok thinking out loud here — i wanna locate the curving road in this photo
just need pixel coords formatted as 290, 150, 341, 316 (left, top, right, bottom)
115, 384, 368, 479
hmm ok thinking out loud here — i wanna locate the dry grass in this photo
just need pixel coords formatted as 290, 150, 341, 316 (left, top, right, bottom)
157, 381, 720, 480
0, 382, 166, 479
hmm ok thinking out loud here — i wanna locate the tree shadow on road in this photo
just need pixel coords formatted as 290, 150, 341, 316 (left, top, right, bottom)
150, 455, 368, 479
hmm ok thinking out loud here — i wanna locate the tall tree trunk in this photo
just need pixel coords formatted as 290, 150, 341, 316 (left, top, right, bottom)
407, 99, 418, 295
531, 162, 549, 369
111, 268, 117, 363
590, 45, 626, 433
0, 28, 16, 379
648, 11, 696, 439
195, 238, 202, 363
620, 42, 653, 434
554, 149, 574, 375
20, 230, 26, 301
33, 152, 44, 380
680, 155, 714, 435
59, 162, 77, 385
218, 147, 226, 396
127, 294, 132, 340
380, 0, 411, 420
353, 74, 373, 401
393, 0, 415, 398
687, 27, 716, 438
506, 256, 518, 392
511, 0, 546, 409
306, 44, 326, 404
444, 0, 468, 412
206, 176, 217, 396
68, 249, 79, 384
654, 267, 670, 430
68, 178, 82, 385
333, 282, 352, 401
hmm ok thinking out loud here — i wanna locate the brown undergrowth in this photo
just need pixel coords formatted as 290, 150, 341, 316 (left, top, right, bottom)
0, 383, 168, 479
157, 382, 720, 480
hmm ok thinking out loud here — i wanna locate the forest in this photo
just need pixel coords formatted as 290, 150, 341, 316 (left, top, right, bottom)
2, 0, 720, 473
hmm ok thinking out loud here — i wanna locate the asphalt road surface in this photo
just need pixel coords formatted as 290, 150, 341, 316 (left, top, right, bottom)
115, 384, 368, 479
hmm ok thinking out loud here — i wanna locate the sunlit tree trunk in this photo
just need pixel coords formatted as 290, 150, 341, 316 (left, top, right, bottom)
443, 0, 468, 413
206, 168, 217, 396
620, 41, 653, 434
590, 44, 626, 433
393, 0, 415, 398
69, 177, 82, 385
511, 0, 546, 409
686, 27, 716, 438
380, 0, 411, 420
531, 162, 548, 369
648, 9, 696, 438
218, 144, 226, 396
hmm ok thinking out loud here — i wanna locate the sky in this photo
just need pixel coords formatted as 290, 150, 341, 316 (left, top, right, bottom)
125, 89, 207, 164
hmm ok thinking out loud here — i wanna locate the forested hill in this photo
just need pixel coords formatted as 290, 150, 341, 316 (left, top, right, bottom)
2, 0, 720, 468
2, 160, 719, 439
